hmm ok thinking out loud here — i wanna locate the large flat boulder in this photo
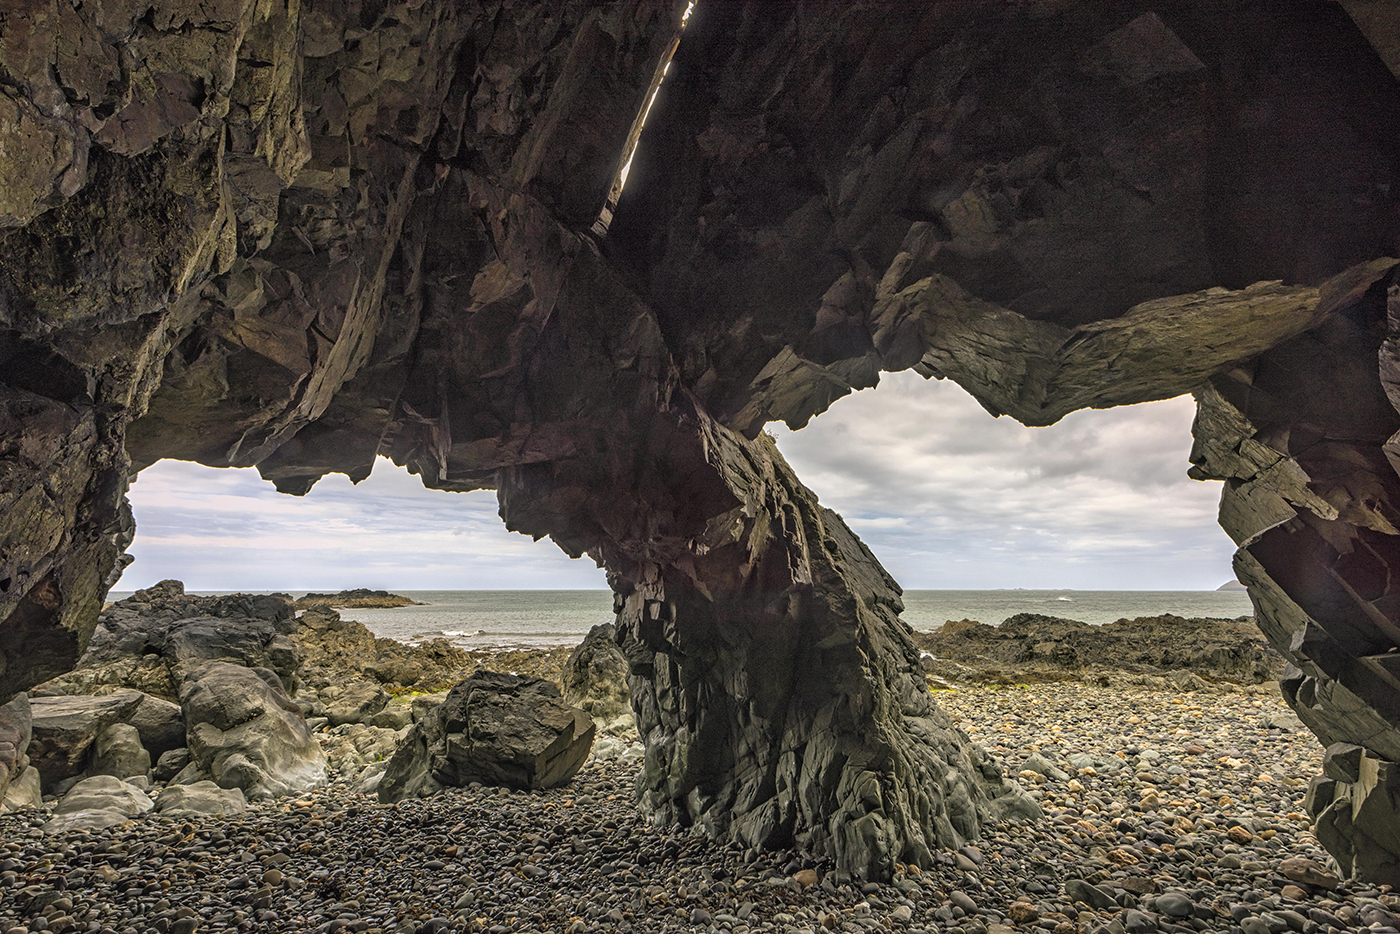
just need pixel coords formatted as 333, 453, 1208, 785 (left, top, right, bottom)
28, 691, 145, 786
153, 780, 247, 820
180, 662, 326, 800
379, 670, 594, 803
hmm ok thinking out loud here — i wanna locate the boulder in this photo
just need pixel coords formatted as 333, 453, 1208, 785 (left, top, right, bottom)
296, 605, 379, 670
354, 762, 388, 794
1, 766, 41, 812
561, 624, 635, 737
180, 662, 327, 800
379, 671, 595, 803
0, 693, 33, 802
127, 693, 185, 759
43, 774, 153, 834
410, 693, 447, 723
154, 781, 247, 820
365, 656, 425, 687
90, 723, 150, 779
1022, 753, 1070, 782
153, 747, 190, 783
325, 681, 389, 726
368, 705, 413, 730
28, 691, 145, 785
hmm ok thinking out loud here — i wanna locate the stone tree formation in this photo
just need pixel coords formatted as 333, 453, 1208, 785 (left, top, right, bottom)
4, 0, 1400, 882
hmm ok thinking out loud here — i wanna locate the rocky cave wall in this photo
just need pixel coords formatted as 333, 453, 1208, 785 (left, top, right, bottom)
5, 0, 1400, 881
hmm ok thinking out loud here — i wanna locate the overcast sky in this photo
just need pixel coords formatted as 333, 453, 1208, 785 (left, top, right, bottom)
119, 372, 1235, 592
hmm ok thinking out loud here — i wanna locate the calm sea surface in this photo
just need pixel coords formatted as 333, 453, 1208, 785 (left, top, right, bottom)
109, 589, 1255, 649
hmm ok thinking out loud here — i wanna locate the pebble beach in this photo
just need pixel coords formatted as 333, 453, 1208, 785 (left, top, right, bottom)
2, 683, 1386, 934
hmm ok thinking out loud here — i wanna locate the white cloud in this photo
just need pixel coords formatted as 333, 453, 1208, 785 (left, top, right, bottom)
121, 372, 1236, 593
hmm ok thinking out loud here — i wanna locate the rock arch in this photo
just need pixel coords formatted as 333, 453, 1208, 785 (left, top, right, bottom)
4, 0, 1400, 881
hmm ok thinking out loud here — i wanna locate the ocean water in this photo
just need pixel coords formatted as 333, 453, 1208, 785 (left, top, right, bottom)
308, 588, 1256, 648
105, 588, 1256, 649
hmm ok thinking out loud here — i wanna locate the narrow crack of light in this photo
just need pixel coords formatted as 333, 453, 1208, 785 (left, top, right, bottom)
616, 77, 667, 191
591, 2, 696, 238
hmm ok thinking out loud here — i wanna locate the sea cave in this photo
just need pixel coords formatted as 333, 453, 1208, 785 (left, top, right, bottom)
3, 0, 1400, 918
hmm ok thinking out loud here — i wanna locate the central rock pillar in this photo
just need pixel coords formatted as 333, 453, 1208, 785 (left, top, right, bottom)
500, 405, 1037, 881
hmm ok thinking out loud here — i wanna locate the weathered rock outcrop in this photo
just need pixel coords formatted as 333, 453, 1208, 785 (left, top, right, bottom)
378, 670, 594, 801
5, 0, 1400, 880
296, 604, 468, 690
45, 580, 301, 699
915, 613, 1284, 687
178, 661, 327, 800
560, 623, 634, 737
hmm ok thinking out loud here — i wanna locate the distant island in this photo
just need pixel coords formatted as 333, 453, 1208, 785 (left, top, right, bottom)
295, 589, 421, 609
1216, 580, 1248, 591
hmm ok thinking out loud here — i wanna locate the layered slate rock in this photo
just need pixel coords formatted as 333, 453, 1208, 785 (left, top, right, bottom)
378, 671, 594, 802
1308, 744, 1400, 885
5, 0, 1400, 881
179, 662, 327, 800
506, 424, 1041, 879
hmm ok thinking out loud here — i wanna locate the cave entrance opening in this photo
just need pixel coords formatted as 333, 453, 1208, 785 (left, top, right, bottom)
119, 456, 610, 594
766, 371, 1237, 594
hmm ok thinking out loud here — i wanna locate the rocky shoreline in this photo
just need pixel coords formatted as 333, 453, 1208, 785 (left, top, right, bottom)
913, 614, 1283, 693
2, 593, 1380, 934
1, 682, 1382, 934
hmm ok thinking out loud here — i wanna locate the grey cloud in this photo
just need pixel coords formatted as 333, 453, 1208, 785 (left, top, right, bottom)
773, 372, 1234, 589
122, 373, 1236, 592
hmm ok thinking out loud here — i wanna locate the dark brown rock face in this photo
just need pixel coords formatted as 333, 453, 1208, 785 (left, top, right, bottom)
6, 0, 1400, 879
